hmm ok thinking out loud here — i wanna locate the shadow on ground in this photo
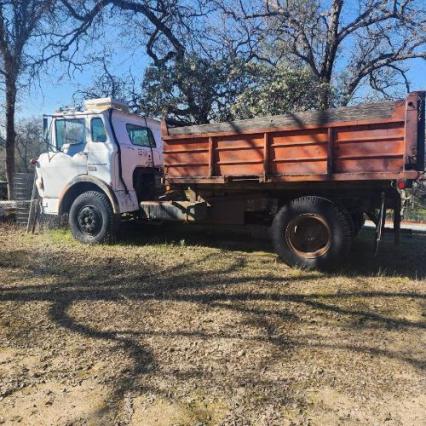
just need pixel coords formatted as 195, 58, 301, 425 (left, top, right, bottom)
0, 224, 425, 423
117, 221, 426, 279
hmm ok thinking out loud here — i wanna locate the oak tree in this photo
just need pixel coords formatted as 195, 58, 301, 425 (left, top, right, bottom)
219, 0, 426, 108
0, 0, 56, 198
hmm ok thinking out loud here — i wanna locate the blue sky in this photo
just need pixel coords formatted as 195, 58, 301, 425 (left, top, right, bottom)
19, 55, 425, 119
13, 2, 426, 121
17, 21, 149, 119
19, 53, 147, 118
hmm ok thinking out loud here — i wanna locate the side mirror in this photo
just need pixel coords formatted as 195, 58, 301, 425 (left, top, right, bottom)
43, 116, 55, 151
43, 117, 48, 139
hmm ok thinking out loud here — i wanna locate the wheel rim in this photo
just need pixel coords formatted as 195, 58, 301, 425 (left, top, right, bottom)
77, 205, 102, 236
285, 213, 331, 259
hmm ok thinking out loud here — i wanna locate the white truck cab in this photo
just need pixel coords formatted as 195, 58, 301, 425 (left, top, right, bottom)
35, 98, 163, 242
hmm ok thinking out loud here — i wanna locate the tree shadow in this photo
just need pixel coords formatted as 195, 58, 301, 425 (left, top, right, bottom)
1, 232, 425, 421
117, 221, 426, 280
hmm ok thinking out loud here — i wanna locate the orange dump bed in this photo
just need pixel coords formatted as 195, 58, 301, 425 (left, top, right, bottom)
161, 92, 425, 185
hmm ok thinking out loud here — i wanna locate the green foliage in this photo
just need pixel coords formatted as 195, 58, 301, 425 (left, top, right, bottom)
140, 58, 327, 124
140, 54, 250, 125
231, 64, 326, 119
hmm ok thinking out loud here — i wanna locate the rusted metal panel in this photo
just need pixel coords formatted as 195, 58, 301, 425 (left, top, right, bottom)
336, 123, 404, 141
335, 158, 403, 173
272, 159, 328, 176
417, 92, 425, 169
164, 170, 421, 185
333, 121, 405, 174
335, 140, 404, 157
404, 91, 425, 170
208, 137, 215, 177
263, 133, 270, 177
327, 128, 335, 176
165, 150, 209, 166
270, 130, 328, 176
162, 92, 425, 185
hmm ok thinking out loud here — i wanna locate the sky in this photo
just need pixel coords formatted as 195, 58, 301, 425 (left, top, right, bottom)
16, 20, 149, 119
19, 55, 426, 120
11, 0, 426, 121
19, 53, 147, 118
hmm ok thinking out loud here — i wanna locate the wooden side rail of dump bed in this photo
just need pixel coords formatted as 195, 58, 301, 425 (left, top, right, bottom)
161, 92, 425, 185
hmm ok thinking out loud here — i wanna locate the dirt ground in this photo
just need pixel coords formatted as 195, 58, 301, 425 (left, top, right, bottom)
0, 223, 425, 425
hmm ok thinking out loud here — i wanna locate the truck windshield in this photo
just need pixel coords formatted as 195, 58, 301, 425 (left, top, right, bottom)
126, 124, 156, 148
55, 119, 86, 149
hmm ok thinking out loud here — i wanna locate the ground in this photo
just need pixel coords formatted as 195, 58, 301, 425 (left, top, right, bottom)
0, 223, 425, 425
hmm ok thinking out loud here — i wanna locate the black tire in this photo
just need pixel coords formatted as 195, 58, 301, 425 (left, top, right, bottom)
272, 196, 352, 270
69, 191, 116, 244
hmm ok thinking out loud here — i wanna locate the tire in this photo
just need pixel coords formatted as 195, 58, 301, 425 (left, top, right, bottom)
272, 196, 352, 270
69, 191, 116, 244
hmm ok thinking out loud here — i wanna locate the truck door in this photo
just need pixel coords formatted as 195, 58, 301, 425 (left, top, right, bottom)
110, 117, 158, 190
125, 123, 157, 166
41, 117, 88, 198
87, 116, 114, 185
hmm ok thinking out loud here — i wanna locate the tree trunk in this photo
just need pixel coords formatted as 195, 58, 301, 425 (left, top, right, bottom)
5, 76, 17, 200
318, 77, 332, 110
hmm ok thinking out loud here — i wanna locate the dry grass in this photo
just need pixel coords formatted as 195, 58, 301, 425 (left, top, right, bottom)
0, 223, 425, 425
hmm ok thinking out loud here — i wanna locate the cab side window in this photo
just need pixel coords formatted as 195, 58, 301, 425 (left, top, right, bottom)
55, 119, 86, 153
91, 117, 107, 142
126, 124, 156, 148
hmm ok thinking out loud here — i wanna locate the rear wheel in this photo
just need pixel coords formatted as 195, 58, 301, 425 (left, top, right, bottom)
69, 191, 116, 244
272, 196, 352, 270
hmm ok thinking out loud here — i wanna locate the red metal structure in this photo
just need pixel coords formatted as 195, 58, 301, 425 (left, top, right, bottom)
153, 92, 425, 269
162, 92, 424, 185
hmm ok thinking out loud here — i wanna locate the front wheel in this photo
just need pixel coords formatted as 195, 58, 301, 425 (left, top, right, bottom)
272, 196, 352, 270
69, 191, 116, 244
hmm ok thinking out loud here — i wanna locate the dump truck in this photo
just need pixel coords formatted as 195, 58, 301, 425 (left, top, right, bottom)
34, 93, 425, 269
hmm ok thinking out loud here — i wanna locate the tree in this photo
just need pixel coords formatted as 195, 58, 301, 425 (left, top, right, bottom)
63, 0, 256, 124
0, 0, 55, 199
0, 127, 5, 181
15, 118, 44, 173
231, 63, 325, 119
69, 0, 426, 126
220, 0, 426, 108
72, 56, 141, 111
140, 54, 250, 125
0, 118, 42, 180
